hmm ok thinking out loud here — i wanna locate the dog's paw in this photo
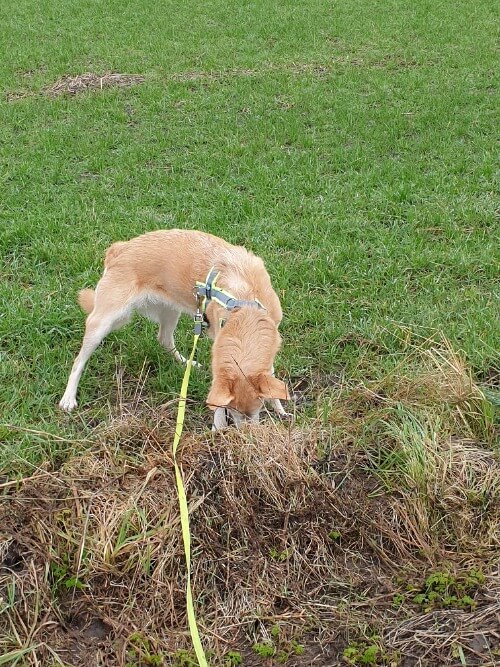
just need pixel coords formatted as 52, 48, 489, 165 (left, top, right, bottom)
278, 411, 294, 423
59, 395, 78, 412
173, 349, 202, 368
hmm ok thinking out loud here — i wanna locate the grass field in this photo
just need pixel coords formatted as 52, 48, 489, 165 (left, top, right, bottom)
1, 1, 499, 665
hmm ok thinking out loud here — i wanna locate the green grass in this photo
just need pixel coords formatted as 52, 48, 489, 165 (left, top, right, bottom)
1, 0, 498, 469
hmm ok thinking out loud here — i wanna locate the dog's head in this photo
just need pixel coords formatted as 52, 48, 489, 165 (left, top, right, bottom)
207, 372, 289, 425
207, 308, 289, 425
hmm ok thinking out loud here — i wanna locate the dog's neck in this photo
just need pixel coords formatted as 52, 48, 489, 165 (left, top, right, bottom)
211, 307, 281, 377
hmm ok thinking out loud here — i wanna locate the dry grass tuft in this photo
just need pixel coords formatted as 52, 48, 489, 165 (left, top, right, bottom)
41, 72, 145, 98
1, 337, 498, 665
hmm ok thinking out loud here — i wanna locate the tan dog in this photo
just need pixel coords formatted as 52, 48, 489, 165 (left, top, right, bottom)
59, 229, 290, 428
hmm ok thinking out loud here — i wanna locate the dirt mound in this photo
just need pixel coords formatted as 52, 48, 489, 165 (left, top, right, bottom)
1, 427, 498, 665
1, 338, 498, 665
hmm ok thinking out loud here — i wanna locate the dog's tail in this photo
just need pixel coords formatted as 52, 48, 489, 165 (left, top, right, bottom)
78, 288, 95, 314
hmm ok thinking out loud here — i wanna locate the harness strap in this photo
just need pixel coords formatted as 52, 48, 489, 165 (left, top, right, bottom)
196, 267, 265, 316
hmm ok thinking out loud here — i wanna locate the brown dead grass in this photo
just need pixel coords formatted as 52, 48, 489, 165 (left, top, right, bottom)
0, 338, 499, 666
42, 73, 146, 98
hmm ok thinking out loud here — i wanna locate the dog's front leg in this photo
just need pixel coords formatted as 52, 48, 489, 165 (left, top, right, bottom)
157, 308, 201, 368
271, 397, 288, 416
212, 407, 228, 431
270, 366, 293, 421
270, 399, 293, 423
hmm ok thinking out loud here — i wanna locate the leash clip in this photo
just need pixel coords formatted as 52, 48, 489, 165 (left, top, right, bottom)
194, 292, 210, 336
194, 309, 204, 336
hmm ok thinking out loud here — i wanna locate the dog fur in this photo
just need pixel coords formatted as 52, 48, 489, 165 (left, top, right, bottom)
59, 229, 289, 427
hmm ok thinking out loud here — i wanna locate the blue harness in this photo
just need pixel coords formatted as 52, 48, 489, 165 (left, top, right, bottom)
194, 267, 265, 334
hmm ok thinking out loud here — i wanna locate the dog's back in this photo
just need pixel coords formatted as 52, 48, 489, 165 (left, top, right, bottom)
97, 229, 282, 322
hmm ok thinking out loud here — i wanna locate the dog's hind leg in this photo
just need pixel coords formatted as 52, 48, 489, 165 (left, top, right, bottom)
59, 282, 132, 412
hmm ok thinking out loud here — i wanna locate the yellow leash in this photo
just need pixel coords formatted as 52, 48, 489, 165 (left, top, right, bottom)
172, 329, 208, 667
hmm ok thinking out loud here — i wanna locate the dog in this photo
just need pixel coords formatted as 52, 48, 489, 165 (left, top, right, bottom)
59, 229, 290, 428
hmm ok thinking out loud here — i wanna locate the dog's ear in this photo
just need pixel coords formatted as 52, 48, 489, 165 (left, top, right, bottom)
254, 374, 290, 400
206, 379, 234, 410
